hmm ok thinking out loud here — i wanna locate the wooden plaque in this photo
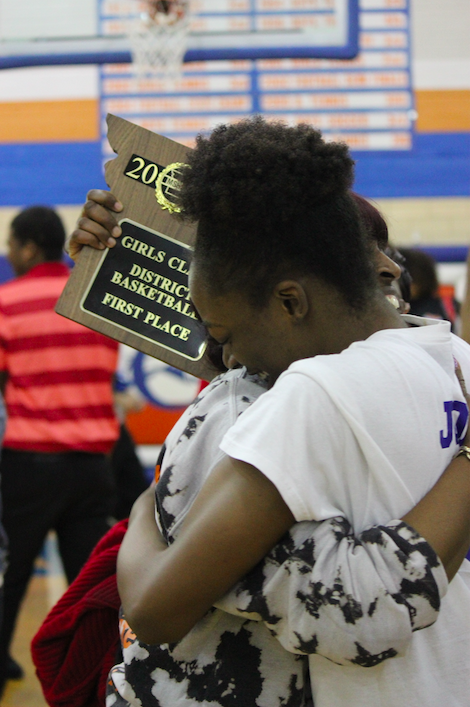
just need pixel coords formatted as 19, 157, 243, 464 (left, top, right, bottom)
56, 114, 216, 381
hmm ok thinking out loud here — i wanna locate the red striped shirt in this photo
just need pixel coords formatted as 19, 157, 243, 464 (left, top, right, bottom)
0, 262, 119, 453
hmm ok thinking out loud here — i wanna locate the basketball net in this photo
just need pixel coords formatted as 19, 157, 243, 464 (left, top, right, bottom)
129, 0, 191, 78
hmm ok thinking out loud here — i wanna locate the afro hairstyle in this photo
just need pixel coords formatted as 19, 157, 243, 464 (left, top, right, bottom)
179, 116, 377, 309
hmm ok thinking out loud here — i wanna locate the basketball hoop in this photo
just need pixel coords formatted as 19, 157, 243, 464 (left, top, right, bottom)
129, 0, 191, 78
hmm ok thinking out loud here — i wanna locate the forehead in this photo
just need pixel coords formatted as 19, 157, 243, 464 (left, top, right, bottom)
189, 264, 222, 318
189, 264, 253, 325
188, 262, 211, 311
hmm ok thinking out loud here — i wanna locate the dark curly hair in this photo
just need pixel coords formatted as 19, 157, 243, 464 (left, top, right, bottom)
179, 116, 377, 309
11, 206, 65, 261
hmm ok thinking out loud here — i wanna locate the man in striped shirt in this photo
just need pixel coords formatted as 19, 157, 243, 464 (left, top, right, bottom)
0, 206, 120, 692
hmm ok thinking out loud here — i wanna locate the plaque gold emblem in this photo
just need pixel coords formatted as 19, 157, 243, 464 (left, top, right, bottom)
155, 162, 187, 213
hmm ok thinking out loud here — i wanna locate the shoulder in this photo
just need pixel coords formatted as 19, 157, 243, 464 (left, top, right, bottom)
0, 277, 30, 315
198, 368, 266, 412
0, 276, 21, 299
167, 368, 267, 447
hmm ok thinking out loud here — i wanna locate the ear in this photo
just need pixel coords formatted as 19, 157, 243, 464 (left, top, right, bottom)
273, 280, 309, 320
22, 240, 41, 263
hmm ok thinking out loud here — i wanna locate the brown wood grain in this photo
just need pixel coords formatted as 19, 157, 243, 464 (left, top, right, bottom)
56, 114, 216, 381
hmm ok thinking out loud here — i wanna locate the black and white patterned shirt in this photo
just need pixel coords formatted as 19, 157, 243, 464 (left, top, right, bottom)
107, 368, 445, 707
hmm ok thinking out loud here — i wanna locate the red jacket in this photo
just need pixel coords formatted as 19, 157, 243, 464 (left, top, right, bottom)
32, 519, 128, 707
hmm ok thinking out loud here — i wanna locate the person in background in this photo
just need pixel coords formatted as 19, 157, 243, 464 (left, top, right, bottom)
0, 397, 6, 674
458, 246, 470, 346
398, 247, 460, 330
0, 206, 120, 694
111, 366, 149, 521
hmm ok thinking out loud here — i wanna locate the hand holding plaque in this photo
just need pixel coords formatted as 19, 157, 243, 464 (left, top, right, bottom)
56, 114, 215, 380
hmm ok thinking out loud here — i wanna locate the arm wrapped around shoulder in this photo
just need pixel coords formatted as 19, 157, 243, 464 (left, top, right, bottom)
215, 517, 447, 667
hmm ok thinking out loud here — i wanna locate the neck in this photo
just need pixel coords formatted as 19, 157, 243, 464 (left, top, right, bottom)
326, 294, 403, 355
22, 256, 48, 275
300, 281, 406, 359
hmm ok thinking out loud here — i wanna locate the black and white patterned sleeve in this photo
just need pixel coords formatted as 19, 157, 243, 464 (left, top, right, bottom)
215, 517, 448, 666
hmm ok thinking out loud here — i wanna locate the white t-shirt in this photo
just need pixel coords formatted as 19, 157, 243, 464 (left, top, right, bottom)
107, 363, 449, 707
221, 318, 470, 707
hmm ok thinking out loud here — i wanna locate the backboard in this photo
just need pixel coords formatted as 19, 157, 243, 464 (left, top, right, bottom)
0, 0, 359, 69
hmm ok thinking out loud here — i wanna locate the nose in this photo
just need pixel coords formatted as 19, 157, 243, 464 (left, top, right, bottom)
375, 249, 402, 283
222, 345, 239, 370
